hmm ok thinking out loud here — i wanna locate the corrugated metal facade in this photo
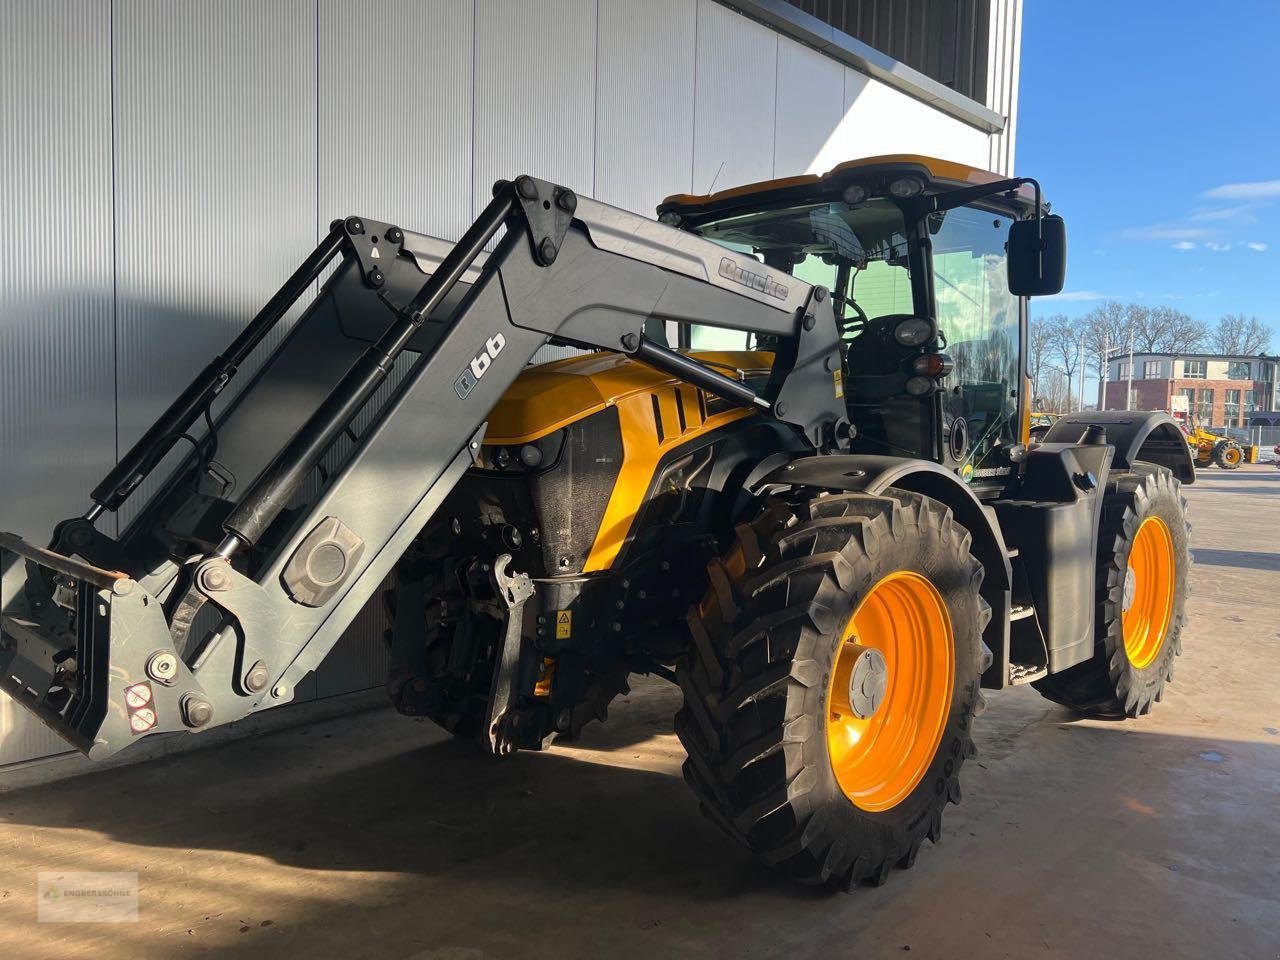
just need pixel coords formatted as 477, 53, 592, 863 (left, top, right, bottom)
792, 0, 991, 103
0, 0, 1018, 767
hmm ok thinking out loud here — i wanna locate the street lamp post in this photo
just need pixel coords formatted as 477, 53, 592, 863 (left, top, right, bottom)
1100, 340, 1127, 412
1126, 331, 1135, 411
1078, 332, 1087, 412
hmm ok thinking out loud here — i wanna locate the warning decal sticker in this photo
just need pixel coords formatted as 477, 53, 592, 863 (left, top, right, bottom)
555, 610, 572, 640
123, 681, 157, 735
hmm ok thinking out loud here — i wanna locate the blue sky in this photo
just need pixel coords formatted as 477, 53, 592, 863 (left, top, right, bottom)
1018, 2, 1278, 336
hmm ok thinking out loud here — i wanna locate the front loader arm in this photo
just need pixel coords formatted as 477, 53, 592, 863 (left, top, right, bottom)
0, 175, 844, 759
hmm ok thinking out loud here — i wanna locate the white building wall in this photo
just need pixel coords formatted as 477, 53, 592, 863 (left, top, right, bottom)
0, 0, 1019, 768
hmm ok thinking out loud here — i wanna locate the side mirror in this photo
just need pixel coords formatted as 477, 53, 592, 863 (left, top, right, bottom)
1007, 214, 1066, 296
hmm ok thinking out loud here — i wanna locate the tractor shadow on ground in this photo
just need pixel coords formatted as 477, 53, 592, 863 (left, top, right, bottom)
2, 683, 1277, 918
1186, 484, 1280, 497
1190, 548, 1280, 571
0, 706, 791, 904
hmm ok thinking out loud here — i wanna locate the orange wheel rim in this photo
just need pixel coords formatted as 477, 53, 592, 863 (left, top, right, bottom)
1224, 448, 1241, 464
825, 572, 954, 812
1123, 517, 1175, 669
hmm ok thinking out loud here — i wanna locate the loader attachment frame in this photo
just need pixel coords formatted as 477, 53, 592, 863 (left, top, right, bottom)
0, 176, 846, 759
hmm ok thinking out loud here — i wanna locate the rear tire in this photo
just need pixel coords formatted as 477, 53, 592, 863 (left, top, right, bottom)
1034, 464, 1190, 717
676, 488, 988, 888
1213, 440, 1244, 469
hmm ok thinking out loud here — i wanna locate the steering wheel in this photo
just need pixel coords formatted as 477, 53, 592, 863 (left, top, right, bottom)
837, 297, 871, 340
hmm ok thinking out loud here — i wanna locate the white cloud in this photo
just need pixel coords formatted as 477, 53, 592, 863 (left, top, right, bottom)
1203, 180, 1280, 200
1190, 204, 1254, 221
1170, 241, 1197, 251
1123, 225, 1214, 241
1205, 241, 1231, 251
1244, 241, 1269, 252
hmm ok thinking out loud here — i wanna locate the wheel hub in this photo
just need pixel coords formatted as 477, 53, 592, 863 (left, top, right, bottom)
825, 571, 955, 812
848, 647, 888, 719
1122, 516, 1176, 670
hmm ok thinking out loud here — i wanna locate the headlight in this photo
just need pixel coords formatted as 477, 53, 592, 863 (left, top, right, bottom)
888, 176, 924, 198
841, 183, 867, 206
658, 211, 682, 226
893, 317, 935, 347
518, 443, 543, 468
904, 375, 936, 397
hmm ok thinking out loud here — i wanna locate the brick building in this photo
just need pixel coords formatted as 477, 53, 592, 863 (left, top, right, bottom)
1103, 353, 1280, 428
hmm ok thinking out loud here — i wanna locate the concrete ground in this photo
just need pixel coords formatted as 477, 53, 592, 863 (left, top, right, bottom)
1, 466, 1277, 959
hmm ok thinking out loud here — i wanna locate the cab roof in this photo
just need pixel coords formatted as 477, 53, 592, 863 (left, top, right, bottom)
658, 154, 1038, 221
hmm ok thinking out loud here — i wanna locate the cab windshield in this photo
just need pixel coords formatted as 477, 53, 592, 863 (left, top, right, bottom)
687, 197, 1022, 477
689, 198, 914, 347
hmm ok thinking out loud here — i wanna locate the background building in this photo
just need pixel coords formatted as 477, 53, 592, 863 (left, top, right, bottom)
1104, 352, 1280, 427
0, 0, 1022, 769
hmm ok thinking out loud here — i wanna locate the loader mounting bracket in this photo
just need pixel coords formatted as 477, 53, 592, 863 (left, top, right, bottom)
48, 516, 129, 572
505, 175, 576, 266
766, 285, 849, 449
340, 215, 406, 290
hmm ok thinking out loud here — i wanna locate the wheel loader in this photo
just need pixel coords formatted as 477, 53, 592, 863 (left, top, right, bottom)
1183, 420, 1249, 469
0, 155, 1194, 890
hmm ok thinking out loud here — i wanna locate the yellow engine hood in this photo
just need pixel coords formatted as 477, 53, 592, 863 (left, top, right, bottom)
485, 350, 773, 445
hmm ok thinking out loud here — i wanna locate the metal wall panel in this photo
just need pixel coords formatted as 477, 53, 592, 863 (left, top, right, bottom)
312, 1, 474, 697
111, 0, 318, 524
692, 0, 778, 194
318, 0, 474, 241
595, 0, 698, 216
774, 35, 846, 175
793, 0, 990, 102
0, 1, 116, 766
984, 0, 1021, 175
1, 0, 1014, 771
472, 0, 597, 216
839, 66, 989, 167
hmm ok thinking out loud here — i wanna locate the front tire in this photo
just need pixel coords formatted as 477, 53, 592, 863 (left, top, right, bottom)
676, 488, 988, 888
1034, 464, 1190, 717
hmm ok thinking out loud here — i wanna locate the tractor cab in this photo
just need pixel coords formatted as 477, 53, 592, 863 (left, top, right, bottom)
658, 155, 1065, 491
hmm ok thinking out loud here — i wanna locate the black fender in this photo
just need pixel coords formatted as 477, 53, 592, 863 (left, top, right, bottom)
752, 455, 1012, 688
1042, 411, 1195, 484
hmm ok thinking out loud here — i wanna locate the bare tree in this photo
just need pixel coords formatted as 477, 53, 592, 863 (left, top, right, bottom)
1037, 368, 1071, 413
1213, 313, 1272, 354
1082, 300, 1128, 407
1128, 303, 1207, 354
1154, 307, 1208, 353
1126, 303, 1157, 352
1028, 319, 1053, 399
1045, 314, 1085, 411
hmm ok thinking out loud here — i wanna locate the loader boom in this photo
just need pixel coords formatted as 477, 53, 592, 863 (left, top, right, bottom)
0, 176, 845, 758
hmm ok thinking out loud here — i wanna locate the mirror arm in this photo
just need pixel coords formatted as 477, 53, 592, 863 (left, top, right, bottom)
921, 176, 1042, 222
918, 176, 1044, 276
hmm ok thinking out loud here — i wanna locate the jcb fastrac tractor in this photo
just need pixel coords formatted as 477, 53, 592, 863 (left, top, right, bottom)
1, 156, 1193, 889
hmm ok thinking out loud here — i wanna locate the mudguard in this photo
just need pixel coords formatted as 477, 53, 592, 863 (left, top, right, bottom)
1042, 411, 1195, 483
752, 455, 1012, 688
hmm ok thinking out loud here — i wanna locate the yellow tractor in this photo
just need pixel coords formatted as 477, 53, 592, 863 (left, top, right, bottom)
1029, 410, 1061, 442
1, 156, 1195, 890
1184, 421, 1250, 470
